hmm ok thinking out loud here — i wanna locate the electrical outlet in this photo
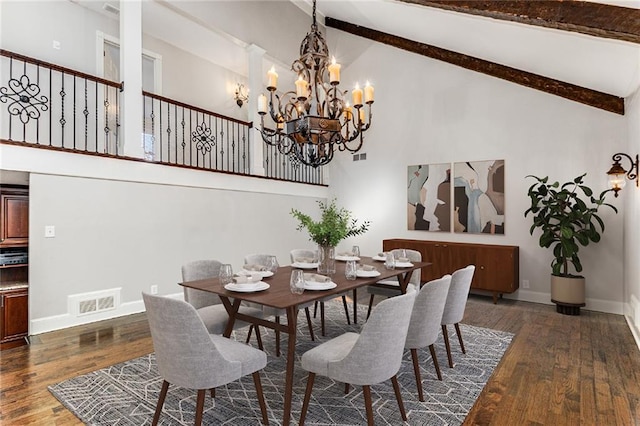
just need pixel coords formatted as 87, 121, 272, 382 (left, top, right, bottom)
522, 279, 530, 289
150, 285, 158, 295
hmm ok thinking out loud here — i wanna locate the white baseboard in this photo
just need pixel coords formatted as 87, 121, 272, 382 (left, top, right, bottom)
29, 292, 183, 335
483, 289, 624, 315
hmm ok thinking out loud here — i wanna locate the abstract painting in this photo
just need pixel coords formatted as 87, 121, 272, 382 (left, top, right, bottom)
407, 163, 451, 231
453, 160, 505, 234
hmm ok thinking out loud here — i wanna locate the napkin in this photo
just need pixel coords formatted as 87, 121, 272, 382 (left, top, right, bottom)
378, 252, 386, 257
232, 274, 261, 284
339, 251, 355, 257
303, 273, 331, 283
244, 263, 267, 271
397, 257, 410, 263
357, 265, 376, 272
295, 257, 317, 263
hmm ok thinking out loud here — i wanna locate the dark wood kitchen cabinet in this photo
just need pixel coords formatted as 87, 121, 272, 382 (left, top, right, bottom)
1, 186, 29, 247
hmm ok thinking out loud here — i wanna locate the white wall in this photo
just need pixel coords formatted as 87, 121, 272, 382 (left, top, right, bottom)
327, 40, 627, 313
624, 83, 640, 342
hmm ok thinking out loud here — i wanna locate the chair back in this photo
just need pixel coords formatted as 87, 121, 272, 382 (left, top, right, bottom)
181, 259, 222, 309
391, 248, 422, 285
405, 275, 451, 349
244, 254, 277, 267
329, 286, 417, 385
441, 265, 475, 325
290, 249, 317, 263
142, 292, 242, 390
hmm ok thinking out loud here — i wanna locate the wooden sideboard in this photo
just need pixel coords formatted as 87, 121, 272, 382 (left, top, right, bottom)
383, 239, 519, 303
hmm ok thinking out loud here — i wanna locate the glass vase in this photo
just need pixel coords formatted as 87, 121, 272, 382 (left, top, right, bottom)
317, 244, 336, 275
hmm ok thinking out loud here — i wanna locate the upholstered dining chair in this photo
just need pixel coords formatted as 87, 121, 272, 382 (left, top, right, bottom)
244, 254, 316, 357
365, 248, 422, 319
298, 286, 418, 426
404, 274, 452, 401
441, 265, 476, 368
142, 292, 269, 426
290, 249, 352, 335
182, 260, 265, 348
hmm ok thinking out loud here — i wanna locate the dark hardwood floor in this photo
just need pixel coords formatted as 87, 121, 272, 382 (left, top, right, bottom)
1, 295, 639, 425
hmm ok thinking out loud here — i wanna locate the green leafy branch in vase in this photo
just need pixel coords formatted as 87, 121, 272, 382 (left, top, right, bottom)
291, 199, 370, 247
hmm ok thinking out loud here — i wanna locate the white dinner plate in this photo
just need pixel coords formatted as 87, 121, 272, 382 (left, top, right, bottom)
356, 270, 381, 278
240, 269, 274, 278
394, 262, 414, 268
224, 282, 270, 293
335, 255, 360, 262
291, 262, 319, 269
372, 255, 387, 262
304, 281, 337, 290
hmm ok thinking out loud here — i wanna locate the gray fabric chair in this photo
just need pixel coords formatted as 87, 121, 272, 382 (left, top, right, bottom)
182, 260, 265, 348
366, 248, 422, 319
142, 292, 269, 426
404, 274, 452, 401
441, 265, 476, 368
244, 254, 316, 357
290, 249, 353, 334
299, 286, 418, 425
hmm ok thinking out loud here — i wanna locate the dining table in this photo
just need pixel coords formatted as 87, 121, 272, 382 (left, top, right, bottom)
180, 256, 431, 426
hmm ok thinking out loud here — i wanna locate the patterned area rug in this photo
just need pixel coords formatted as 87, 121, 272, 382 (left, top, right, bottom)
49, 300, 513, 425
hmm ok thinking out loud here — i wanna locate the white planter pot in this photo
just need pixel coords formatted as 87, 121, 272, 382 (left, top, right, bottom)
550, 275, 585, 315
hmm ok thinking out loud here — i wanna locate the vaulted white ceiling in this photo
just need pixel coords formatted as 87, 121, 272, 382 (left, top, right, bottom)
77, 0, 640, 102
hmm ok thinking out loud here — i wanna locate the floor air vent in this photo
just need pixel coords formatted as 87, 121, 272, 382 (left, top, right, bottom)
69, 288, 121, 317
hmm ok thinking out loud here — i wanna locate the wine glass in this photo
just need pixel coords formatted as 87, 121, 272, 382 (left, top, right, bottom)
352, 245, 360, 258
268, 256, 279, 273
384, 252, 395, 270
345, 260, 357, 280
219, 264, 234, 285
290, 269, 305, 294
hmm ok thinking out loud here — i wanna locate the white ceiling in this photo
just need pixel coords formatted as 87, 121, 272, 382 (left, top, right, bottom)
77, 0, 640, 99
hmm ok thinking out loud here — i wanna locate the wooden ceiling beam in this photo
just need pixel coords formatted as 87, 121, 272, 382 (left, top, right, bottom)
397, 0, 640, 44
325, 17, 624, 115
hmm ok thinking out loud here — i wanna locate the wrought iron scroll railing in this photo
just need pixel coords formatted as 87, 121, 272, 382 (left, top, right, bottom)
142, 91, 251, 174
0, 49, 122, 155
264, 142, 324, 184
0, 49, 324, 185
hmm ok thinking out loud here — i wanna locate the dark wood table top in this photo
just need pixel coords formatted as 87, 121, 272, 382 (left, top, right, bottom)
180, 256, 431, 310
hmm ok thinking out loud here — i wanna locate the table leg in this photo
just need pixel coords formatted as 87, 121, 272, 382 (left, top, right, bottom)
283, 306, 298, 426
352, 289, 358, 324
396, 271, 413, 293
220, 297, 242, 338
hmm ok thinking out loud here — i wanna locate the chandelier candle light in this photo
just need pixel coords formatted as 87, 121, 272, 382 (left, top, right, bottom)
257, 0, 374, 168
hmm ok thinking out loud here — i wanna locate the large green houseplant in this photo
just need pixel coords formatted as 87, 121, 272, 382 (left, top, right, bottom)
524, 174, 617, 314
291, 199, 370, 273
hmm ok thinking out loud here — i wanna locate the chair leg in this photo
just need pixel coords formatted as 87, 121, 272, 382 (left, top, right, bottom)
410, 348, 425, 402
352, 289, 358, 324
299, 372, 316, 426
246, 325, 254, 344
252, 372, 269, 425
344, 383, 350, 394
454, 323, 466, 354
195, 389, 206, 426
442, 324, 454, 368
429, 344, 443, 380
275, 316, 281, 357
313, 301, 318, 318
366, 294, 375, 320
304, 308, 315, 341
320, 302, 326, 336
254, 326, 264, 351
152, 380, 169, 425
362, 385, 375, 426
210, 388, 215, 399
341, 295, 351, 325
391, 375, 408, 421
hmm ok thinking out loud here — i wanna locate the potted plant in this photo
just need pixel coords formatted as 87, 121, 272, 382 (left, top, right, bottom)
291, 199, 370, 274
524, 174, 617, 315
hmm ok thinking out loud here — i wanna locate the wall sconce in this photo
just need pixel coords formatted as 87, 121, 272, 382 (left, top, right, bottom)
606, 152, 638, 197
234, 83, 249, 108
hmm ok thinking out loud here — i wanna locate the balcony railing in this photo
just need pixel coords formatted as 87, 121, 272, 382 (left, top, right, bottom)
0, 49, 324, 185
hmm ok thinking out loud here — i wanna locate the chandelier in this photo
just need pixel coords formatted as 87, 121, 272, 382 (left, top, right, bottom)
257, 0, 374, 168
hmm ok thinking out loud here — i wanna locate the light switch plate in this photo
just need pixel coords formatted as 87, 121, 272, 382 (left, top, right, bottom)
45, 225, 55, 238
